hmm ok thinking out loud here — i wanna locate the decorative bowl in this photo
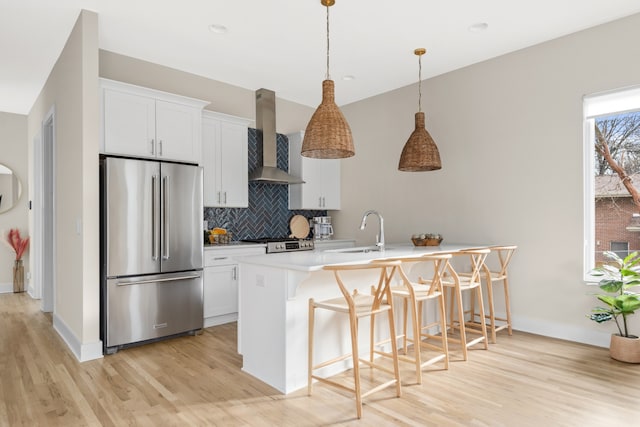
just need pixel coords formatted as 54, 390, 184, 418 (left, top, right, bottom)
411, 234, 443, 246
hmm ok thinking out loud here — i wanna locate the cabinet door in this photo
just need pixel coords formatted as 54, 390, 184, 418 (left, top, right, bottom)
103, 89, 156, 158
203, 265, 238, 318
320, 159, 341, 210
202, 114, 249, 208
300, 157, 324, 209
202, 117, 221, 206
288, 131, 341, 210
156, 100, 200, 163
219, 121, 248, 207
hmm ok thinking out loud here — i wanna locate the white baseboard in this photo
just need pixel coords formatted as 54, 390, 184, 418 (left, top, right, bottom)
512, 314, 610, 348
0, 282, 12, 293
204, 313, 238, 328
53, 313, 103, 362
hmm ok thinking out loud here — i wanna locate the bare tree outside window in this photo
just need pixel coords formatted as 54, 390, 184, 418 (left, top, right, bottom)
594, 112, 640, 264
595, 113, 640, 201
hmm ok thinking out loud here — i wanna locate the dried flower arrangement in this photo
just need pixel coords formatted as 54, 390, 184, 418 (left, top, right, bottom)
6, 228, 29, 261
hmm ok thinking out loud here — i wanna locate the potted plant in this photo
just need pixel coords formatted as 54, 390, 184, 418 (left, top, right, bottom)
589, 251, 640, 363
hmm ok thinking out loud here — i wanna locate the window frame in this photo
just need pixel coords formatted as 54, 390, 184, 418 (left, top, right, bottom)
583, 86, 640, 281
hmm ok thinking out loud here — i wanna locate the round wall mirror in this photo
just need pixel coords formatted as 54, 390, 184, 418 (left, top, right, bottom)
0, 163, 22, 214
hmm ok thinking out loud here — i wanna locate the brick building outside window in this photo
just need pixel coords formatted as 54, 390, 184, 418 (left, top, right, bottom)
594, 174, 640, 265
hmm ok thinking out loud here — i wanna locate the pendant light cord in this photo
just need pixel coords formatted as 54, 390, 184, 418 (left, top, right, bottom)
326, 3, 331, 80
418, 53, 422, 113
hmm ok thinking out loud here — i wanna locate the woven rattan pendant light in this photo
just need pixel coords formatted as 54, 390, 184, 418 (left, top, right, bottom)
398, 48, 441, 171
301, 0, 354, 159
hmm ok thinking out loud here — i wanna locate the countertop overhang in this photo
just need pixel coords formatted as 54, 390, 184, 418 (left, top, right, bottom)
235, 243, 488, 272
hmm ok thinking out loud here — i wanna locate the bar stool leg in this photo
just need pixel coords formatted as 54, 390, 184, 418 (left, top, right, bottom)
386, 290, 402, 398
403, 298, 409, 354
454, 284, 469, 361
408, 295, 423, 385
308, 298, 315, 396
474, 285, 489, 350
436, 293, 450, 370
503, 276, 513, 335
348, 313, 362, 419
483, 274, 498, 344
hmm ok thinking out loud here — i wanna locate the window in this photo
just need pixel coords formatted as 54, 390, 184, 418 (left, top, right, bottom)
584, 86, 640, 276
610, 241, 629, 259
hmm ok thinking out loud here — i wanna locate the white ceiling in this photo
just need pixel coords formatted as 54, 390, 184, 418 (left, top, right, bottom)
2, 0, 640, 114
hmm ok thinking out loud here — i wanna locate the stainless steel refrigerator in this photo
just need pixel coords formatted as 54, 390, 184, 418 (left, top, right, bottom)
100, 156, 204, 354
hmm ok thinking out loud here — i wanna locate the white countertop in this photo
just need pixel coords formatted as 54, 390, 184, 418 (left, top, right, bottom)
235, 243, 488, 272
204, 242, 266, 251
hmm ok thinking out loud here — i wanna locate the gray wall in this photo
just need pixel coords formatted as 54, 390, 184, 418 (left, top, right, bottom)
27, 9, 101, 357
0, 112, 28, 291
99, 50, 314, 133
337, 12, 640, 346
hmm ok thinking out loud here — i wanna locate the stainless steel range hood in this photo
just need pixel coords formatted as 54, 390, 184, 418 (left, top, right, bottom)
249, 88, 304, 184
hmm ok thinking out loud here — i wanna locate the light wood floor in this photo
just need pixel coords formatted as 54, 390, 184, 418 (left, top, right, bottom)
1, 292, 639, 426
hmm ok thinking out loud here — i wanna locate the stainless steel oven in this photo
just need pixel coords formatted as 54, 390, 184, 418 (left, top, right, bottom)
241, 237, 314, 253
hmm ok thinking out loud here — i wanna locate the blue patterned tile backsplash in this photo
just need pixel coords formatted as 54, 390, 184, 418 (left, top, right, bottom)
204, 128, 326, 240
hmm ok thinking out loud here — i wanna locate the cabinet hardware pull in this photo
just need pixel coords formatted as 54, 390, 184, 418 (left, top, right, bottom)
224, 191, 227, 204
159, 140, 163, 156
151, 139, 155, 155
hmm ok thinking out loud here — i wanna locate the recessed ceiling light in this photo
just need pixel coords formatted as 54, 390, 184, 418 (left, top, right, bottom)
209, 24, 228, 34
342, 75, 356, 81
468, 22, 489, 33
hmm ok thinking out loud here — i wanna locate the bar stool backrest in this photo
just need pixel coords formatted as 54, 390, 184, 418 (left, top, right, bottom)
323, 261, 402, 312
486, 245, 517, 278
455, 249, 490, 286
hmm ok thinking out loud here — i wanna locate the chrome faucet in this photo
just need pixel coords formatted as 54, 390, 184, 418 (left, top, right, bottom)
360, 210, 385, 251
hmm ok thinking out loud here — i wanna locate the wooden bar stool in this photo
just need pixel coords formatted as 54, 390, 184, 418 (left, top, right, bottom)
432, 249, 489, 361
466, 245, 517, 344
308, 261, 402, 419
371, 254, 450, 385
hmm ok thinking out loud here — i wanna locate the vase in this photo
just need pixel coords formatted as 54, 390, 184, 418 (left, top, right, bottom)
13, 259, 24, 293
609, 334, 640, 363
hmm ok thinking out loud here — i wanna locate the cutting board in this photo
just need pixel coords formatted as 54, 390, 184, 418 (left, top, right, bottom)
289, 215, 310, 239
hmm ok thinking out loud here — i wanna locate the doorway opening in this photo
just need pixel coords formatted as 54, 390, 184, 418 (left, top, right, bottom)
34, 106, 56, 312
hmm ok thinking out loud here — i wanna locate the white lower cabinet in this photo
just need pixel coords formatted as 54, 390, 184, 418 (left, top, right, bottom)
203, 245, 265, 327
204, 264, 237, 322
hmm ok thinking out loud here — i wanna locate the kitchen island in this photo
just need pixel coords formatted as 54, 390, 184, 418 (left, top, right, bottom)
236, 243, 486, 394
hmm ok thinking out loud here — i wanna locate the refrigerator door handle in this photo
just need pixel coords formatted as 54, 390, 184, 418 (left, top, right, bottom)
162, 175, 170, 260
115, 274, 201, 286
152, 175, 158, 261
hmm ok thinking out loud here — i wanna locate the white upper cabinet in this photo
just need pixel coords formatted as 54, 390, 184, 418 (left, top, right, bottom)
202, 111, 251, 207
288, 131, 341, 210
100, 78, 209, 164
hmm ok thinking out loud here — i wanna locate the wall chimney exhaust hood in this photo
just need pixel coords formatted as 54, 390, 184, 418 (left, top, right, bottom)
248, 88, 304, 185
